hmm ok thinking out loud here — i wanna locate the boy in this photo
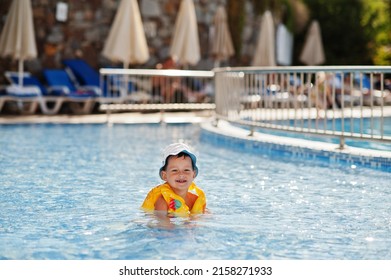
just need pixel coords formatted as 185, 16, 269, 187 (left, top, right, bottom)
141, 143, 206, 215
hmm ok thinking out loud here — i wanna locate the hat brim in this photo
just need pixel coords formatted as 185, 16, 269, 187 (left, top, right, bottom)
159, 150, 198, 179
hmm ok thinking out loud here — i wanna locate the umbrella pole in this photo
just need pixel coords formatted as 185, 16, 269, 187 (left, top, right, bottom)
122, 61, 129, 99
18, 59, 24, 86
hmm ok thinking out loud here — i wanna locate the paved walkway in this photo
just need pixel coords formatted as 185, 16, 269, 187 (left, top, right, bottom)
1, 106, 390, 124
0, 110, 215, 124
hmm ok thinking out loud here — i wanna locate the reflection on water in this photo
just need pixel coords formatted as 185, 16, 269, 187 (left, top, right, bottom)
134, 211, 202, 230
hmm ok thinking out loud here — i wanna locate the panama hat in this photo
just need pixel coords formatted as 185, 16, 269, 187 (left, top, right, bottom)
159, 143, 198, 179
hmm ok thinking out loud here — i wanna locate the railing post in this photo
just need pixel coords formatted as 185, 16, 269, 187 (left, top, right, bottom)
160, 109, 165, 123
339, 136, 345, 149
213, 116, 219, 127
105, 104, 111, 126
248, 125, 254, 136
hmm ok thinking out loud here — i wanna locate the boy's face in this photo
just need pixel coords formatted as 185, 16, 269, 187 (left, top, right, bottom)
161, 155, 195, 194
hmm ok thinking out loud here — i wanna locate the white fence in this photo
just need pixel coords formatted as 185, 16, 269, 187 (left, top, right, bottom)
99, 68, 215, 112
214, 66, 391, 147
98, 66, 391, 147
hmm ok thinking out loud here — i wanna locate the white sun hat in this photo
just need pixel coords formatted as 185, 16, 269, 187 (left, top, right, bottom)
159, 143, 198, 179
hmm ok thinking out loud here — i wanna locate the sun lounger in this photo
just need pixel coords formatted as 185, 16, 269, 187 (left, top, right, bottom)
1, 85, 30, 113
3, 72, 65, 114
62, 59, 100, 88
353, 73, 386, 106
62, 58, 115, 101
0, 90, 8, 113
43, 69, 99, 114
62, 58, 149, 103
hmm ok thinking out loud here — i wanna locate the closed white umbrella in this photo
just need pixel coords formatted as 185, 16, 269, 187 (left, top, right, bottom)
0, 0, 37, 86
169, 0, 200, 67
102, 0, 149, 68
276, 23, 293, 66
252, 10, 276, 67
211, 5, 234, 67
299, 20, 325, 65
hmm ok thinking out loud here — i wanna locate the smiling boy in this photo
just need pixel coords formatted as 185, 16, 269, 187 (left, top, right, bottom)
141, 143, 206, 215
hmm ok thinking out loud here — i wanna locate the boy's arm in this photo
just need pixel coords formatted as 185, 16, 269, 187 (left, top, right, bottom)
154, 195, 168, 212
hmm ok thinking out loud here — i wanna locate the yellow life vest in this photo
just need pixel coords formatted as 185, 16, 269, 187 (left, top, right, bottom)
141, 182, 206, 215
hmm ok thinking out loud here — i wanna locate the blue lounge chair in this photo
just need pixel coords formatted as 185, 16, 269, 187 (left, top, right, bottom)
3, 72, 64, 114
0, 85, 18, 113
62, 58, 143, 102
62, 59, 101, 89
63, 58, 117, 100
43, 69, 99, 114
353, 73, 386, 106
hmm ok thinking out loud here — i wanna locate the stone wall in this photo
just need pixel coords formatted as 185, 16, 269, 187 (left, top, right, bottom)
0, 0, 261, 84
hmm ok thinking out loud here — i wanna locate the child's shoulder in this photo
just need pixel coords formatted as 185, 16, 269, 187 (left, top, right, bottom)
187, 191, 198, 204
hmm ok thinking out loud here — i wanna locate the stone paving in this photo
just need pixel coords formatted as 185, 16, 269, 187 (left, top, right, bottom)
0, 110, 215, 125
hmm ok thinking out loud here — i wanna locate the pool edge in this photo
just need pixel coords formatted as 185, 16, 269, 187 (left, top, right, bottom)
200, 120, 391, 172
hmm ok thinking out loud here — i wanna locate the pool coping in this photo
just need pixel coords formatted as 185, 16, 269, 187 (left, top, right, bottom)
201, 120, 391, 172
0, 111, 215, 125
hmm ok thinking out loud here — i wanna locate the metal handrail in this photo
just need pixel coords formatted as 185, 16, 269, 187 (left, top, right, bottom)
100, 68, 214, 78
214, 66, 391, 148
99, 68, 215, 112
98, 66, 391, 149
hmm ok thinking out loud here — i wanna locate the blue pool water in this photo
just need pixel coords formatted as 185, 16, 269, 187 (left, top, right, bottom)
1, 123, 391, 260
295, 116, 391, 136
259, 117, 391, 151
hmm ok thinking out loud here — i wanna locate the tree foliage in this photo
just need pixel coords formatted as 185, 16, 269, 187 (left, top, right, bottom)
225, 0, 390, 65
362, 0, 391, 65
227, 0, 246, 61
301, 0, 390, 65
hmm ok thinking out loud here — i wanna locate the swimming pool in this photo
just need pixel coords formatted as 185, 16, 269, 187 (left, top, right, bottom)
253, 117, 391, 151
1, 123, 391, 260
